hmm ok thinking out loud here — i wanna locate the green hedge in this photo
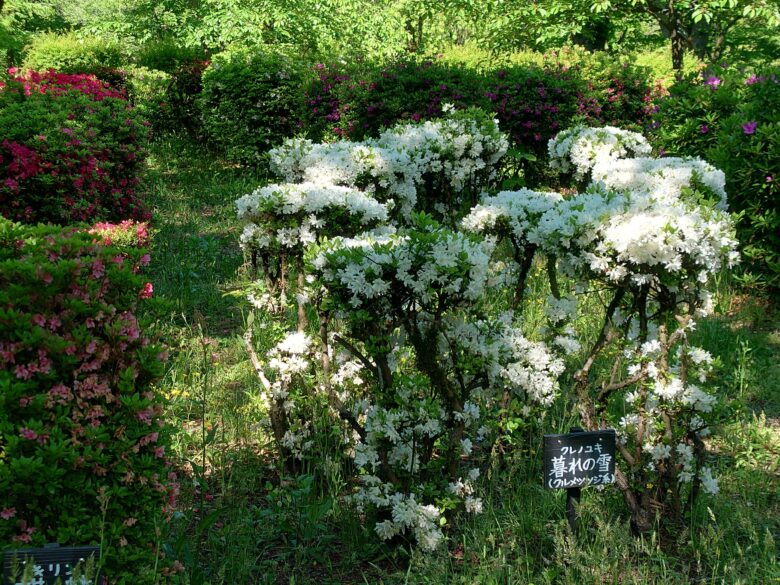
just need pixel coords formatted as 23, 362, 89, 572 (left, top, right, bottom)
199, 48, 311, 164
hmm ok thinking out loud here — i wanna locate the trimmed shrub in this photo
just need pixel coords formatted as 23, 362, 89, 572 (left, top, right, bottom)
486, 64, 582, 155
23, 32, 125, 83
199, 48, 310, 164
154, 59, 209, 137
574, 53, 662, 130
0, 69, 150, 225
0, 218, 174, 583
122, 65, 171, 122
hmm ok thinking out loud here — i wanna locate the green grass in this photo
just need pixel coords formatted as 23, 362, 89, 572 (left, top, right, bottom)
144, 137, 780, 584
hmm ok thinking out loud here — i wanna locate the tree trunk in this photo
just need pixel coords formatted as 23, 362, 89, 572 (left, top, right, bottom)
671, 26, 685, 77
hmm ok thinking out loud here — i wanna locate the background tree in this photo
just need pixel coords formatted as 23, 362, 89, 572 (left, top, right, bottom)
590, 0, 780, 71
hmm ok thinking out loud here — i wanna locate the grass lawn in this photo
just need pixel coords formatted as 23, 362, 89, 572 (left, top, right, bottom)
144, 136, 779, 585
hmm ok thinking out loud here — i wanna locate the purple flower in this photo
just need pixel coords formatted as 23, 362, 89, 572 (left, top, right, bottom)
767, 176, 773, 182
700, 124, 709, 134
704, 75, 722, 89
744, 74, 760, 85
742, 121, 758, 135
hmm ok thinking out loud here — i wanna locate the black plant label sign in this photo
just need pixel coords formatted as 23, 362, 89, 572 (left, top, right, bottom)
3, 545, 100, 585
543, 429, 616, 489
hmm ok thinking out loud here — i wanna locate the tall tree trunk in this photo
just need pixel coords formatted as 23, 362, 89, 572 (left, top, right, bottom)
670, 25, 685, 77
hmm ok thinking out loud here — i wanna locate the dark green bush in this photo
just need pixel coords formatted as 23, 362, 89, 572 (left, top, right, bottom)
574, 52, 662, 130
199, 48, 311, 164
652, 65, 741, 156
154, 59, 209, 138
300, 58, 489, 142
0, 219, 175, 583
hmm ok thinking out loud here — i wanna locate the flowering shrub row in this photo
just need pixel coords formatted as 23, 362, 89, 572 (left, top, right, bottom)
0, 219, 173, 583
653, 65, 780, 291
0, 69, 150, 225
190, 51, 657, 173
237, 113, 738, 546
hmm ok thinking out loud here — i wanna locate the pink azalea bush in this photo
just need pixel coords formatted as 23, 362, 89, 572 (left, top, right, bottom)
0, 218, 175, 583
0, 69, 150, 225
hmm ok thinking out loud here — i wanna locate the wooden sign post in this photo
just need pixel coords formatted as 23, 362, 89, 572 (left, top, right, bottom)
543, 427, 616, 533
3, 543, 100, 585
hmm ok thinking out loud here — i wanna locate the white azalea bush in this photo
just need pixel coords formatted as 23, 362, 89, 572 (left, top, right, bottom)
237, 116, 737, 546
236, 182, 389, 315
310, 216, 563, 549
462, 126, 736, 532
269, 107, 508, 222
540, 129, 737, 532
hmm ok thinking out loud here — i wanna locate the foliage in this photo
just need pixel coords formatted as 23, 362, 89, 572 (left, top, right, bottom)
589, 0, 780, 70
121, 65, 171, 122
199, 48, 310, 165
134, 38, 206, 74
0, 218, 174, 583
470, 0, 651, 53
0, 0, 69, 66
22, 31, 125, 79
653, 65, 780, 291
148, 58, 209, 138
300, 58, 490, 142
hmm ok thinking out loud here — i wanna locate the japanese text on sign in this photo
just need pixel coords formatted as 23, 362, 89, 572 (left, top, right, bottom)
543, 429, 616, 490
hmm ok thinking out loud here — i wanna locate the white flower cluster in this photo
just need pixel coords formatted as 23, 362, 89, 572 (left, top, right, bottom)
500, 331, 565, 406
461, 188, 563, 245
349, 476, 444, 550
269, 110, 508, 219
268, 332, 312, 388
449, 468, 483, 514
548, 125, 651, 179
354, 394, 445, 475
253, 332, 318, 460
315, 223, 493, 311
534, 187, 739, 290
463, 186, 736, 298
236, 182, 389, 252
591, 156, 728, 210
